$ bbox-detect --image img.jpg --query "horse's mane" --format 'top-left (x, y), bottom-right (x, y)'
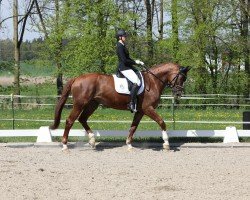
top-left (149, 62), bottom-right (178, 73)
top-left (149, 63), bottom-right (166, 70)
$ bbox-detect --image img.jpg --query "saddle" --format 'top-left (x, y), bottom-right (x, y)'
top-left (113, 70), bottom-right (144, 95)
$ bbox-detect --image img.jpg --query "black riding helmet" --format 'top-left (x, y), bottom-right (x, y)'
top-left (116, 29), bottom-right (127, 39)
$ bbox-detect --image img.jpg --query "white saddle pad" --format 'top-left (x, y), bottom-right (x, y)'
top-left (112, 72), bottom-right (144, 95)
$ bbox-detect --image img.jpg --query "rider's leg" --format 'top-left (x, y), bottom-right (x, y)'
top-left (129, 83), bottom-right (139, 112)
top-left (121, 69), bottom-right (141, 112)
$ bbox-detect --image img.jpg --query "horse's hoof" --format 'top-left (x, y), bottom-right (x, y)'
top-left (62, 144), bottom-right (70, 153)
top-left (89, 139), bottom-right (96, 149)
top-left (89, 142), bottom-right (96, 149)
top-left (62, 148), bottom-right (70, 153)
top-left (127, 147), bottom-right (134, 151)
top-left (127, 144), bottom-right (133, 151)
top-left (163, 143), bottom-right (170, 151)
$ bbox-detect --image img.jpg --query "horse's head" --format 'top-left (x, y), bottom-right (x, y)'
top-left (168, 66), bottom-right (190, 99)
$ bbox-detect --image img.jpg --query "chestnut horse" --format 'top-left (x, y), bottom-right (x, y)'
top-left (50, 62), bottom-right (190, 150)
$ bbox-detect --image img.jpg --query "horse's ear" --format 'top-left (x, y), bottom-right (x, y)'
top-left (186, 66), bottom-right (191, 72)
top-left (180, 66), bottom-right (191, 73)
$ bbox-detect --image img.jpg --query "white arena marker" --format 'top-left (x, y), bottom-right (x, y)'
top-left (223, 126), bottom-right (239, 143)
top-left (36, 126), bottom-right (52, 143)
top-left (96, 131), bottom-right (101, 137)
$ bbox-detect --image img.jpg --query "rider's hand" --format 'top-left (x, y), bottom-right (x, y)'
top-left (135, 60), bottom-right (144, 66)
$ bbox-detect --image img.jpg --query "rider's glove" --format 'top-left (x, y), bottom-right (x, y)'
top-left (135, 60), bottom-right (144, 66)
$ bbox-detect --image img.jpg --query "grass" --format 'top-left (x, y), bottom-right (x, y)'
top-left (20, 62), bottom-right (55, 77)
top-left (0, 61), bottom-right (55, 77)
top-left (0, 83), bottom-right (58, 96)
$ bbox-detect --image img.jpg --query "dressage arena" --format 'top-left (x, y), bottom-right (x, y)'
top-left (0, 143), bottom-right (250, 200)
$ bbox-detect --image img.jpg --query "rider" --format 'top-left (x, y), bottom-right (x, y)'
top-left (116, 29), bottom-right (144, 113)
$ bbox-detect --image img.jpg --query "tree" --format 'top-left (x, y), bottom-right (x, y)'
top-left (33, 0), bottom-right (71, 95)
top-left (0, 0), bottom-right (35, 99)
top-left (61, 0), bottom-right (127, 76)
top-left (239, 0), bottom-right (249, 97)
top-left (184, 0), bottom-right (210, 94)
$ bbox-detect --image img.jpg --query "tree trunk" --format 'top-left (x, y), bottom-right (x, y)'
top-left (171, 0), bottom-right (179, 62)
top-left (144, 0), bottom-right (154, 62)
top-left (13, 0), bottom-right (20, 103)
top-left (34, 0), bottom-right (48, 38)
top-left (211, 36), bottom-right (218, 93)
top-left (55, 0), bottom-right (63, 96)
top-left (12, 0), bottom-right (35, 103)
top-left (56, 65), bottom-right (63, 96)
top-left (159, 0), bottom-right (164, 40)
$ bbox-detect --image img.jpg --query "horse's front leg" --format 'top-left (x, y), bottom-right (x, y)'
top-left (144, 107), bottom-right (170, 150)
top-left (126, 112), bottom-right (144, 150)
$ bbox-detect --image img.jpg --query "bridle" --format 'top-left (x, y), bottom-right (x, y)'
top-left (142, 66), bottom-right (186, 89)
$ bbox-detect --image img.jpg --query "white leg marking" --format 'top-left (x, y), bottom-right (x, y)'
top-left (162, 131), bottom-right (170, 150)
top-left (88, 132), bottom-right (96, 148)
top-left (126, 138), bottom-right (133, 150)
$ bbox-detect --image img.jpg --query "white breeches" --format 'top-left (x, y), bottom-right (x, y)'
top-left (121, 69), bottom-right (141, 86)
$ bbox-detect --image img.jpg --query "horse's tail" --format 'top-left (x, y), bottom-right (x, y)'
top-left (50, 78), bottom-right (75, 130)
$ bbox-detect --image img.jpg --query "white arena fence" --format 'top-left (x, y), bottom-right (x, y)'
top-left (0, 94), bottom-right (249, 143)
top-left (0, 126), bottom-right (249, 144)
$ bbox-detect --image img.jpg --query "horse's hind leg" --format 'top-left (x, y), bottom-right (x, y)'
top-left (78, 101), bottom-right (99, 148)
top-left (62, 103), bottom-right (84, 150)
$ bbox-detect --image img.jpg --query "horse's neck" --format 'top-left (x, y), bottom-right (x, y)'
top-left (143, 67), bottom-right (169, 94)
top-left (151, 66), bottom-right (170, 88)
top-left (151, 65), bottom-right (170, 78)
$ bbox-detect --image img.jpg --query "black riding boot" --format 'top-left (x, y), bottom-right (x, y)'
top-left (129, 83), bottom-right (140, 113)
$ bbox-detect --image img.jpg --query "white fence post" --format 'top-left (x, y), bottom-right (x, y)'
top-left (36, 126), bottom-right (52, 143)
top-left (223, 126), bottom-right (239, 143)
